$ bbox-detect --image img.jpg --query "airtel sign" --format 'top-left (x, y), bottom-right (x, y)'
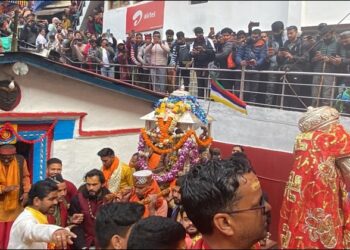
top-left (126, 1), bottom-right (165, 33)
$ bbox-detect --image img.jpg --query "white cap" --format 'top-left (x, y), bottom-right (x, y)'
top-left (117, 39), bottom-right (125, 45)
top-left (133, 170), bottom-right (152, 185)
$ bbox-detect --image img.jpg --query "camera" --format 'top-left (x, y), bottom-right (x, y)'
top-left (249, 21), bottom-right (260, 28)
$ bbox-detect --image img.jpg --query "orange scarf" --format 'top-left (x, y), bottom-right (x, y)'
top-left (129, 180), bottom-right (163, 217)
top-left (101, 157), bottom-right (119, 187)
top-left (0, 158), bottom-right (19, 211)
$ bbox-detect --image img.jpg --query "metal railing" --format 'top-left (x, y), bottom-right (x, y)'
top-left (49, 56), bottom-right (350, 114)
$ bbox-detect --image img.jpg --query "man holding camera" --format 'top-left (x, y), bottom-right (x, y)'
top-left (190, 27), bottom-right (215, 99)
top-left (144, 31), bottom-right (170, 93)
top-left (277, 25), bottom-right (310, 109)
top-left (235, 28), bottom-right (267, 103)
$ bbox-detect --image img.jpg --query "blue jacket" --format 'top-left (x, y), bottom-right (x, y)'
top-left (235, 39), bottom-right (267, 70)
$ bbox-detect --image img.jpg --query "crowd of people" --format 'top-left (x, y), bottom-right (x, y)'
top-left (1, 1), bottom-right (350, 110)
top-left (1, 2), bottom-right (350, 111)
top-left (0, 143), bottom-right (276, 249)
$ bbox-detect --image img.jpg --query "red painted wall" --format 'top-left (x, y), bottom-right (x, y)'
top-left (212, 141), bottom-right (294, 242)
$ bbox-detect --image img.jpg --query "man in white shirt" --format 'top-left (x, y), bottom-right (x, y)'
top-left (8, 180), bottom-right (76, 249)
top-left (96, 38), bottom-right (115, 78)
top-left (144, 31), bottom-right (170, 93)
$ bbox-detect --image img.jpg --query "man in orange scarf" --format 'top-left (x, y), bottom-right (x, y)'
top-left (98, 148), bottom-right (133, 194)
top-left (128, 170), bottom-right (168, 218)
top-left (0, 144), bottom-right (31, 249)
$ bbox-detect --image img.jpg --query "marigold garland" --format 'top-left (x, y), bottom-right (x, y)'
top-left (140, 128), bottom-right (212, 155)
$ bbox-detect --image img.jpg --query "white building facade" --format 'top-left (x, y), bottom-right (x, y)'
top-left (102, 1), bottom-right (350, 39)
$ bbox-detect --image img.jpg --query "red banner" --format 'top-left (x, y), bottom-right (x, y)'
top-left (126, 1), bottom-right (165, 33)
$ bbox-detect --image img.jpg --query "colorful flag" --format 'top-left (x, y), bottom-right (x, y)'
top-left (209, 78), bottom-right (247, 114)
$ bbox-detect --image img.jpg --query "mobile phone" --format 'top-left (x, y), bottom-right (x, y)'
top-left (279, 47), bottom-right (287, 52)
top-left (210, 27), bottom-right (214, 33)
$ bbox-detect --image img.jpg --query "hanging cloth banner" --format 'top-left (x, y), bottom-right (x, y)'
top-left (0, 124), bottom-right (17, 144)
top-left (0, 120), bottom-right (57, 144)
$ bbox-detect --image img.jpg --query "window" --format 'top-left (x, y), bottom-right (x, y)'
top-left (190, 0), bottom-right (208, 4)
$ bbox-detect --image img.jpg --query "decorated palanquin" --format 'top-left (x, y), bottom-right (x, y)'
top-left (136, 87), bottom-right (213, 186)
top-left (279, 106), bottom-right (350, 249)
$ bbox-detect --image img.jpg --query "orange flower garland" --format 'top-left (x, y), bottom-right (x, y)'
top-left (141, 128), bottom-right (212, 155)
top-left (157, 117), bottom-right (173, 142)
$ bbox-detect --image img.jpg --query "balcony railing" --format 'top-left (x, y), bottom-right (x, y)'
top-left (58, 57), bottom-right (350, 114)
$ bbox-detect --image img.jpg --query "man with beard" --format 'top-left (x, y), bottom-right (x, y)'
top-left (46, 174), bottom-right (83, 228)
top-left (179, 207), bottom-right (202, 249)
top-left (69, 169), bottom-right (110, 249)
top-left (181, 159), bottom-right (271, 249)
top-left (169, 175), bottom-right (184, 220)
top-left (8, 180), bottom-right (76, 249)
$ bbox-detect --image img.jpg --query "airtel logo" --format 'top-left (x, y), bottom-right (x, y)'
top-left (133, 10), bottom-right (143, 26)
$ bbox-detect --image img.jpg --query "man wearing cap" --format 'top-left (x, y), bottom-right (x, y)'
top-left (0, 144), bottom-right (31, 249)
top-left (311, 23), bottom-right (340, 106)
top-left (127, 170), bottom-right (168, 218)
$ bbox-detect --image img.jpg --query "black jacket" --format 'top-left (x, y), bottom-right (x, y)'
top-left (215, 40), bottom-right (236, 69)
top-left (277, 37), bottom-right (310, 72)
top-left (190, 37), bottom-right (215, 68)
